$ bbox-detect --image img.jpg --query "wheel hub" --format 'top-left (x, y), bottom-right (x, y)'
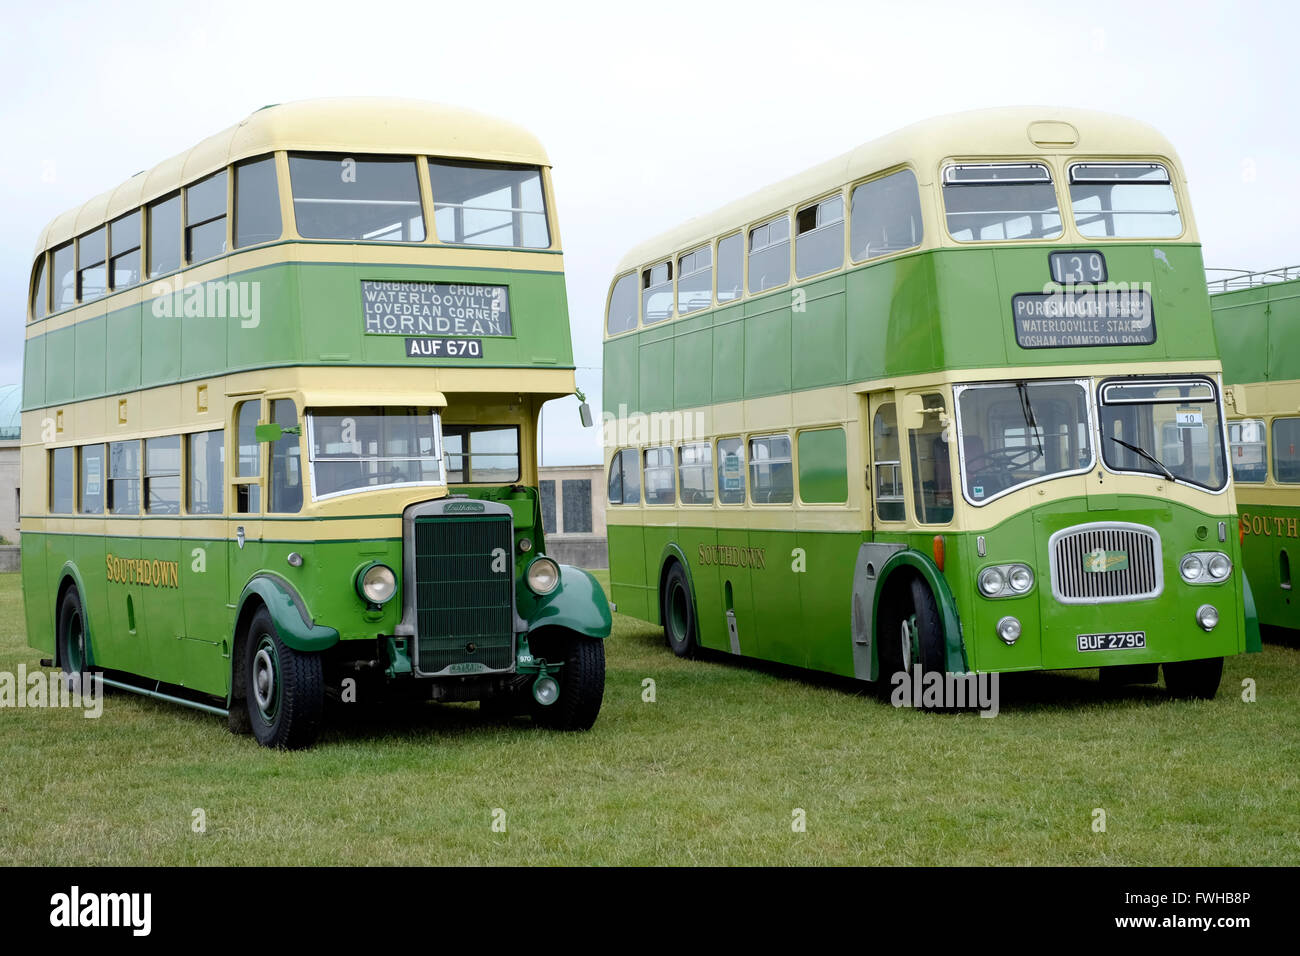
top-left (253, 643), bottom-right (279, 719)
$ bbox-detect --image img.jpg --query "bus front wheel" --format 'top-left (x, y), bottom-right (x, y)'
top-left (1163, 657), bottom-right (1223, 700)
top-left (877, 575), bottom-right (946, 699)
top-left (243, 606), bottom-right (325, 749)
top-left (529, 629), bottom-right (605, 731)
top-left (661, 562), bottom-right (698, 658)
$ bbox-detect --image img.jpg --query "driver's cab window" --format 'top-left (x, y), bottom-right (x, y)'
top-left (872, 403), bottom-right (905, 522)
top-left (908, 393), bottom-right (953, 524)
top-left (269, 398), bottom-right (302, 513)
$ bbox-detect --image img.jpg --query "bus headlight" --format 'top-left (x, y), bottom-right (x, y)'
top-left (1179, 554), bottom-right (1205, 582)
top-left (1196, 604), bottom-right (1219, 631)
top-left (979, 567), bottom-right (1006, 597)
top-left (997, 616), bottom-right (1022, 645)
top-left (978, 564), bottom-right (1033, 598)
top-left (532, 674), bottom-right (560, 706)
top-left (1181, 552), bottom-right (1231, 584)
top-left (526, 556), bottom-right (560, 596)
top-left (357, 563), bottom-right (397, 605)
top-left (1008, 565), bottom-right (1034, 593)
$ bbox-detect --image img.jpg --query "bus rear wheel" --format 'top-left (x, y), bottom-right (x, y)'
top-left (529, 629), bottom-right (605, 731)
top-left (243, 607), bottom-right (324, 749)
top-left (1163, 657), bottom-right (1223, 700)
top-left (57, 586), bottom-right (93, 691)
top-left (661, 562), bottom-right (698, 658)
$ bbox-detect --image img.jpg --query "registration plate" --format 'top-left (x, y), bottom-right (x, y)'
top-left (1077, 631), bottom-right (1146, 652)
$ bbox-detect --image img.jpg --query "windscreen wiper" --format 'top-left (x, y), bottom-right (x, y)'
top-left (1105, 435), bottom-right (1176, 482)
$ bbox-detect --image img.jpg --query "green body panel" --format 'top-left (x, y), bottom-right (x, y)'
top-left (1242, 575), bottom-right (1264, 652)
top-left (1236, 504), bottom-right (1298, 630)
top-left (608, 494), bottom-right (1248, 679)
top-left (238, 575), bottom-right (341, 653)
top-left (23, 259), bottom-right (573, 410)
top-left (605, 244), bottom-right (1211, 414)
top-left (1210, 277), bottom-right (1300, 384)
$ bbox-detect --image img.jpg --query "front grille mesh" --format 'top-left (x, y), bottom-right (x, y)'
top-left (1052, 525), bottom-right (1161, 602)
top-left (413, 515), bottom-right (514, 672)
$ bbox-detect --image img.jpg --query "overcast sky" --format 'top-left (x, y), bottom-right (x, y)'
top-left (2, 0), bottom-right (1296, 464)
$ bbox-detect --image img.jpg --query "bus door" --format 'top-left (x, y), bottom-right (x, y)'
top-left (713, 436), bottom-right (756, 658)
top-left (849, 392), bottom-right (909, 681)
top-left (225, 397), bottom-right (267, 692)
top-left (179, 427), bottom-right (233, 696)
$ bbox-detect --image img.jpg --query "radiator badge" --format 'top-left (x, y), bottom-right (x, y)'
top-left (1083, 548), bottom-right (1129, 573)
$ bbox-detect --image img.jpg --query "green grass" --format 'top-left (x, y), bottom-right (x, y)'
top-left (1, 568), bottom-right (1297, 865)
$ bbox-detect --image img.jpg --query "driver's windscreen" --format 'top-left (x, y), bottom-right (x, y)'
top-left (1098, 380), bottom-right (1226, 490)
top-left (957, 381), bottom-right (1092, 503)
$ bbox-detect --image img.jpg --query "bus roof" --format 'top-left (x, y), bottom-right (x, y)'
top-left (613, 106), bottom-right (1186, 276)
top-left (34, 97), bottom-right (552, 255)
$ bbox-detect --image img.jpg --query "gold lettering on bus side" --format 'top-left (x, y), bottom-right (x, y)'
top-left (1288, 517), bottom-right (1299, 539)
top-left (694, 544), bottom-right (767, 569)
top-left (104, 553), bottom-right (180, 589)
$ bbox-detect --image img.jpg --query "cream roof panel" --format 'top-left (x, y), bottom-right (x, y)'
top-left (35, 98), bottom-right (551, 254)
top-left (613, 107), bottom-right (1188, 276)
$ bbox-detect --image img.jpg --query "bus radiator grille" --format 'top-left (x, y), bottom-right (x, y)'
top-left (413, 515), bottom-right (515, 673)
top-left (1049, 523), bottom-right (1163, 604)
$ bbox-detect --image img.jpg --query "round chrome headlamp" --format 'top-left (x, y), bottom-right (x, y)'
top-left (526, 556), bottom-right (560, 596)
top-left (1008, 565), bottom-right (1034, 593)
top-left (357, 563), bottom-right (397, 605)
top-left (979, 567), bottom-right (1006, 597)
top-left (1196, 604), bottom-right (1219, 631)
top-left (1207, 553), bottom-right (1232, 581)
top-left (1180, 554), bottom-right (1205, 582)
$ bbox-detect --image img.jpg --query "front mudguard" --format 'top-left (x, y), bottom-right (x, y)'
top-left (518, 565), bottom-right (612, 639)
top-left (872, 549), bottom-right (969, 675)
top-left (237, 574), bottom-right (340, 653)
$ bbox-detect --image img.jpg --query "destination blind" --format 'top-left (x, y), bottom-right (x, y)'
top-left (1012, 288), bottom-right (1155, 348)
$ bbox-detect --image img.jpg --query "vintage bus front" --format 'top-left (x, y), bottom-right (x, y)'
top-left (884, 151), bottom-right (1261, 696)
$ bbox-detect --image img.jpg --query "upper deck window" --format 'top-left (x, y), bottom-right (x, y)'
top-left (31, 256), bottom-right (47, 319)
top-left (429, 161), bottom-right (549, 248)
top-left (607, 273), bottom-right (638, 334)
top-left (677, 245), bottom-right (712, 315)
top-left (717, 233), bottom-right (742, 302)
top-left (234, 156), bottom-right (282, 248)
top-left (1069, 163), bottom-right (1182, 239)
top-left (186, 170), bottom-right (228, 264)
top-left (795, 194), bottom-right (845, 279)
top-left (109, 211), bottom-right (141, 290)
top-left (748, 215), bottom-right (790, 293)
top-left (77, 227), bottom-right (106, 302)
top-left (851, 169), bottom-right (924, 261)
top-left (51, 243), bottom-right (75, 310)
top-left (642, 260), bottom-right (673, 325)
top-left (942, 163), bottom-right (1063, 242)
top-left (289, 153), bottom-right (425, 242)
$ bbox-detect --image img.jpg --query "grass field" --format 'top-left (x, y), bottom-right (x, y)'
top-left (1, 568), bottom-right (1297, 866)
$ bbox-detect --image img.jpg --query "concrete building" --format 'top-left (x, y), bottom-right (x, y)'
top-left (0, 384), bottom-right (20, 571)
top-left (538, 464), bottom-right (607, 568)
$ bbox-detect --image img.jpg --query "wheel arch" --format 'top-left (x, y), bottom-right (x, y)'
top-left (872, 549), bottom-right (968, 674)
top-left (235, 573), bottom-right (340, 654)
top-left (656, 542), bottom-right (697, 627)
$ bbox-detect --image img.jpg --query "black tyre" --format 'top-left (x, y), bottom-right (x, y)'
top-left (1163, 657), bottom-right (1224, 700)
top-left (243, 606), bottom-right (325, 749)
top-left (661, 562), bottom-right (698, 658)
top-left (57, 587), bottom-right (93, 691)
top-left (876, 574), bottom-right (946, 705)
top-left (529, 629), bottom-right (605, 731)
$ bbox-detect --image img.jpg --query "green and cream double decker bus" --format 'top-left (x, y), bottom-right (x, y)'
top-left (602, 108), bottom-right (1260, 703)
top-left (1209, 266), bottom-right (1300, 634)
top-left (22, 98), bottom-right (611, 748)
